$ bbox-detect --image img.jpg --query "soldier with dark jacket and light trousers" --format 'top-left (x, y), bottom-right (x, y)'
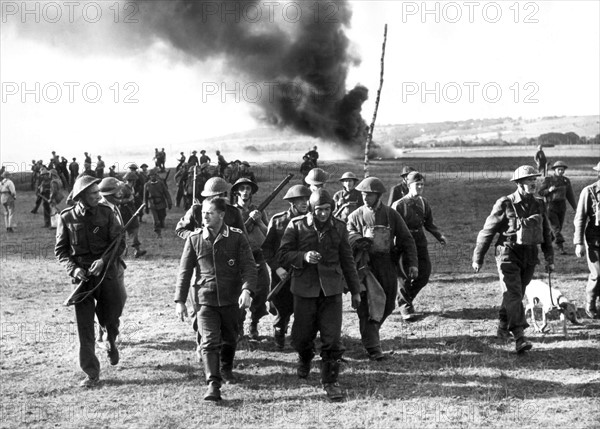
top-left (473, 165), bottom-right (554, 354)
top-left (174, 198), bottom-right (257, 402)
top-left (278, 189), bottom-right (361, 401)
top-left (574, 162), bottom-right (600, 319)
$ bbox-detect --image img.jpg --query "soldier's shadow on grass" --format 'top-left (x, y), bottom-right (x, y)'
top-left (436, 307), bottom-right (499, 320)
top-left (124, 338), bottom-right (196, 352)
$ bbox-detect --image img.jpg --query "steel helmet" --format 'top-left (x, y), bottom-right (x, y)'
top-left (231, 177), bottom-right (258, 195)
top-left (98, 177), bottom-right (122, 196)
top-left (551, 160), bottom-right (568, 170)
top-left (201, 177), bottom-right (230, 197)
top-left (72, 176), bottom-right (101, 200)
top-left (355, 177), bottom-right (387, 194)
top-left (510, 165), bottom-right (541, 182)
top-left (123, 172), bottom-right (138, 182)
top-left (339, 172), bottom-right (359, 182)
top-left (309, 188), bottom-right (334, 208)
top-left (305, 168), bottom-right (328, 185)
top-left (283, 185), bottom-right (311, 201)
top-left (401, 166), bottom-right (416, 177)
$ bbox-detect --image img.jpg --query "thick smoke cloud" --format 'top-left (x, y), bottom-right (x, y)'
top-left (133, 0), bottom-right (368, 150)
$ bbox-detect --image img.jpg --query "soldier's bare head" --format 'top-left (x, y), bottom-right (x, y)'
top-left (202, 198), bottom-right (225, 230)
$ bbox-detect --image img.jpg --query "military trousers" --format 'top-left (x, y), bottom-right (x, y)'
top-left (197, 304), bottom-right (239, 360)
top-left (149, 207), bottom-right (166, 233)
top-left (495, 245), bottom-right (534, 335)
top-left (239, 258), bottom-right (269, 331)
top-left (291, 292), bottom-right (344, 361)
top-left (2, 199), bottom-right (15, 228)
top-left (547, 201), bottom-right (567, 245)
top-left (398, 235), bottom-right (432, 311)
top-left (74, 263), bottom-right (126, 378)
top-left (585, 244), bottom-right (600, 304)
top-left (357, 254), bottom-right (397, 351)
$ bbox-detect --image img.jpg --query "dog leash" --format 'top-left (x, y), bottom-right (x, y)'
top-left (548, 268), bottom-right (556, 307)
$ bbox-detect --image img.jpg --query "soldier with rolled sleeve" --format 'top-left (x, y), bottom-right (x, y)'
top-left (262, 184), bottom-right (311, 349)
top-left (347, 177), bottom-right (418, 361)
top-left (473, 165), bottom-right (554, 354)
top-left (174, 197), bottom-right (257, 402)
top-left (574, 162), bottom-right (600, 319)
top-left (143, 168), bottom-right (172, 237)
top-left (55, 176), bottom-right (126, 387)
top-left (538, 160), bottom-right (577, 254)
top-left (392, 172), bottom-right (447, 320)
top-left (277, 189), bottom-right (361, 401)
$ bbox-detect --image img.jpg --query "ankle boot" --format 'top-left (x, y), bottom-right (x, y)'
top-left (321, 360), bottom-right (344, 401)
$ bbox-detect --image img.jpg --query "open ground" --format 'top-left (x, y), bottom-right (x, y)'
top-left (1, 153), bottom-right (599, 428)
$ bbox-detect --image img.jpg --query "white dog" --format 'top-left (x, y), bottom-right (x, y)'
top-left (524, 279), bottom-right (581, 336)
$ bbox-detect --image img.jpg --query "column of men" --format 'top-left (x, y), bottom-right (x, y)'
top-left (54, 162), bottom-right (600, 405)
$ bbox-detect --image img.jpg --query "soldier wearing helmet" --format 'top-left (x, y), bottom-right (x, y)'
top-left (277, 188), bottom-right (361, 401)
top-left (119, 175), bottom-right (147, 258)
top-left (347, 177), bottom-right (418, 361)
top-left (55, 175), bottom-right (126, 387)
top-left (306, 145), bottom-right (319, 168)
top-left (262, 184), bottom-right (312, 349)
top-left (143, 168), bottom-right (172, 237)
top-left (299, 155), bottom-right (315, 185)
top-left (473, 165), bottom-right (554, 354)
top-left (538, 160), bottom-right (577, 254)
top-left (333, 172), bottom-right (363, 222)
top-left (231, 178), bottom-right (270, 341)
top-left (387, 166), bottom-right (416, 206)
top-left (175, 176), bottom-right (247, 240)
top-left (534, 144), bottom-right (547, 177)
top-left (304, 168), bottom-right (328, 192)
top-left (392, 172), bottom-right (447, 320)
top-left (574, 162), bottom-right (600, 319)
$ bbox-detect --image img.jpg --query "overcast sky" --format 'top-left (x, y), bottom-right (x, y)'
top-left (1, 0), bottom-right (599, 167)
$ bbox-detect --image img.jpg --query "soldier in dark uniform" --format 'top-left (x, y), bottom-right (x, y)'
top-left (69, 158), bottom-right (79, 188)
top-left (120, 177), bottom-right (146, 258)
top-left (347, 177), bottom-right (419, 361)
top-left (176, 152), bottom-right (186, 172)
top-left (238, 161), bottom-right (256, 182)
top-left (187, 150), bottom-right (199, 166)
top-left (55, 176), bottom-right (126, 387)
top-left (216, 150), bottom-right (228, 178)
top-left (534, 145), bottom-right (547, 177)
top-left (387, 166), bottom-right (416, 206)
top-left (538, 161), bottom-right (577, 254)
top-left (231, 178), bottom-right (269, 340)
top-left (176, 177), bottom-right (247, 240)
top-left (95, 156), bottom-right (105, 178)
top-left (574, 162), bottom-right (600, 319)
top-left (473, 165), bottom-right (554, 354)
top-left (278, 189), bottom-right (361, 401)
top-left (299, 155), bottom-right (315, 186)
top-left (36, 169), bottom-right (53, 227)
top-left (175, 198), bottom-right (257, 401)
top-left (262, 184), bottom-right (311, 349)
top-left (199, 150), bottom-right (211, 165)
top-left (333, 172), bottom-right (363, 222)
top-left (392, 172), bottom-right (447, 320)
top-left (143, 168), bottom-right (172, 237)
top-left (306, 145), bottom-right (319, 167)
top-left (174, 163), bottom-right (189, 208)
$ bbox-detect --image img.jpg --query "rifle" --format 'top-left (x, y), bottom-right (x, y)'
top-left (63, 203), bottom-right (146, 306)
top-left (244, 173), bottom-right (294, 227)
top-left (266, 272), bottom-right (290, 301)
top-left (192, 165), bottom-right (197, 203)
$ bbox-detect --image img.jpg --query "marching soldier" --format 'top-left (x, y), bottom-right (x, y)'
top-left (143, 168), bottom-right (172, 237)
top-left (174, 163), bottom-right (189, 208)
top-left (69, 158), bottom-right (79, 188)
top-left (278, 189), bottom-right (361, 401)
top-left (55, 176), bottom-right (126, 387)
top-left (231, 178), bottom-right (270, 340)
top-left (534, 145), bottom-right (547, 177)
top-left (574, 162), bottom-right (600, 319)
top-left (95, 156), bottom-right (105, 178)
top-left (392, 172), bottom-right (447, 320)
top-left (473, 165), bottom-right (554, 354)
top-left (299, 155), bottom-right (315, 186)
top-left (120, 176), bottom-right (147, 258)
top-left (347, 177), bottom-right (418, 360)
top-left (333, 172), bottom-right (363, 222)
top-left (262, 184), bottom-right (312, 349)
top-left (387, 166), bottom-right (416, 206)
top-left (538, 160), bottom-right (577, 254)
top-left (175, 198), bottom-right (257, 401)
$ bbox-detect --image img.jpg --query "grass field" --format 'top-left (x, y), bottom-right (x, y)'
top-left (1, 156), bottom-right (599, 428)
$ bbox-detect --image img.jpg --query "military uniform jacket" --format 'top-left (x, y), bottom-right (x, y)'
top-left (176, 203), bottom-right (247, 239)
top-left (277, 213), bottom-right (361, 298)
top-left (392, 195), bottom-right (443, 243)
top-left (144, 179), bottom-right (172, 210)
top-left (262, 208), bottom-right (295, 272)
top-left (473, 190), bottom-right (554, 266)
top-left (333, 189), bottom-right (363, 211)
top-left (534, 150), bottom-right (547, 168)
top-left (574, 181), bottom-right (600, 247)
top-left (55, 202), bottom-right (125, 277)
top-left (234, 202), bottom-right (268, 253)
top-left (174, 225), bottom-right (257, 306)
top-left (538, 175), bottom-right (576, 208)
top-left (346, 203), bottom-right (418, 268)
top-left (387, 182), bottom-right (409, 206)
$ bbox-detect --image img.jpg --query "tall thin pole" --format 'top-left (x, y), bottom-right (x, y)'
top-left (364, 24), bottom-right (388, 178)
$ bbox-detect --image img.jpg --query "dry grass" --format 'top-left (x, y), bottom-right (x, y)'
top-left (1, 156), bottom-right (599, 429)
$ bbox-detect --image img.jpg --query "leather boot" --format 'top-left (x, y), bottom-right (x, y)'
top-left (203, 352), bottom-right (222, 401)
top-left (220, 344), bottom-right (237, 384)
top-left (585, 300), bottom-right (598, 319)
top-left (296, 352), bottom-right (314, 379)
top-left (273, 327), bottom-right (285, 350)
top-left (321, 360), bottom-right (344, 401)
